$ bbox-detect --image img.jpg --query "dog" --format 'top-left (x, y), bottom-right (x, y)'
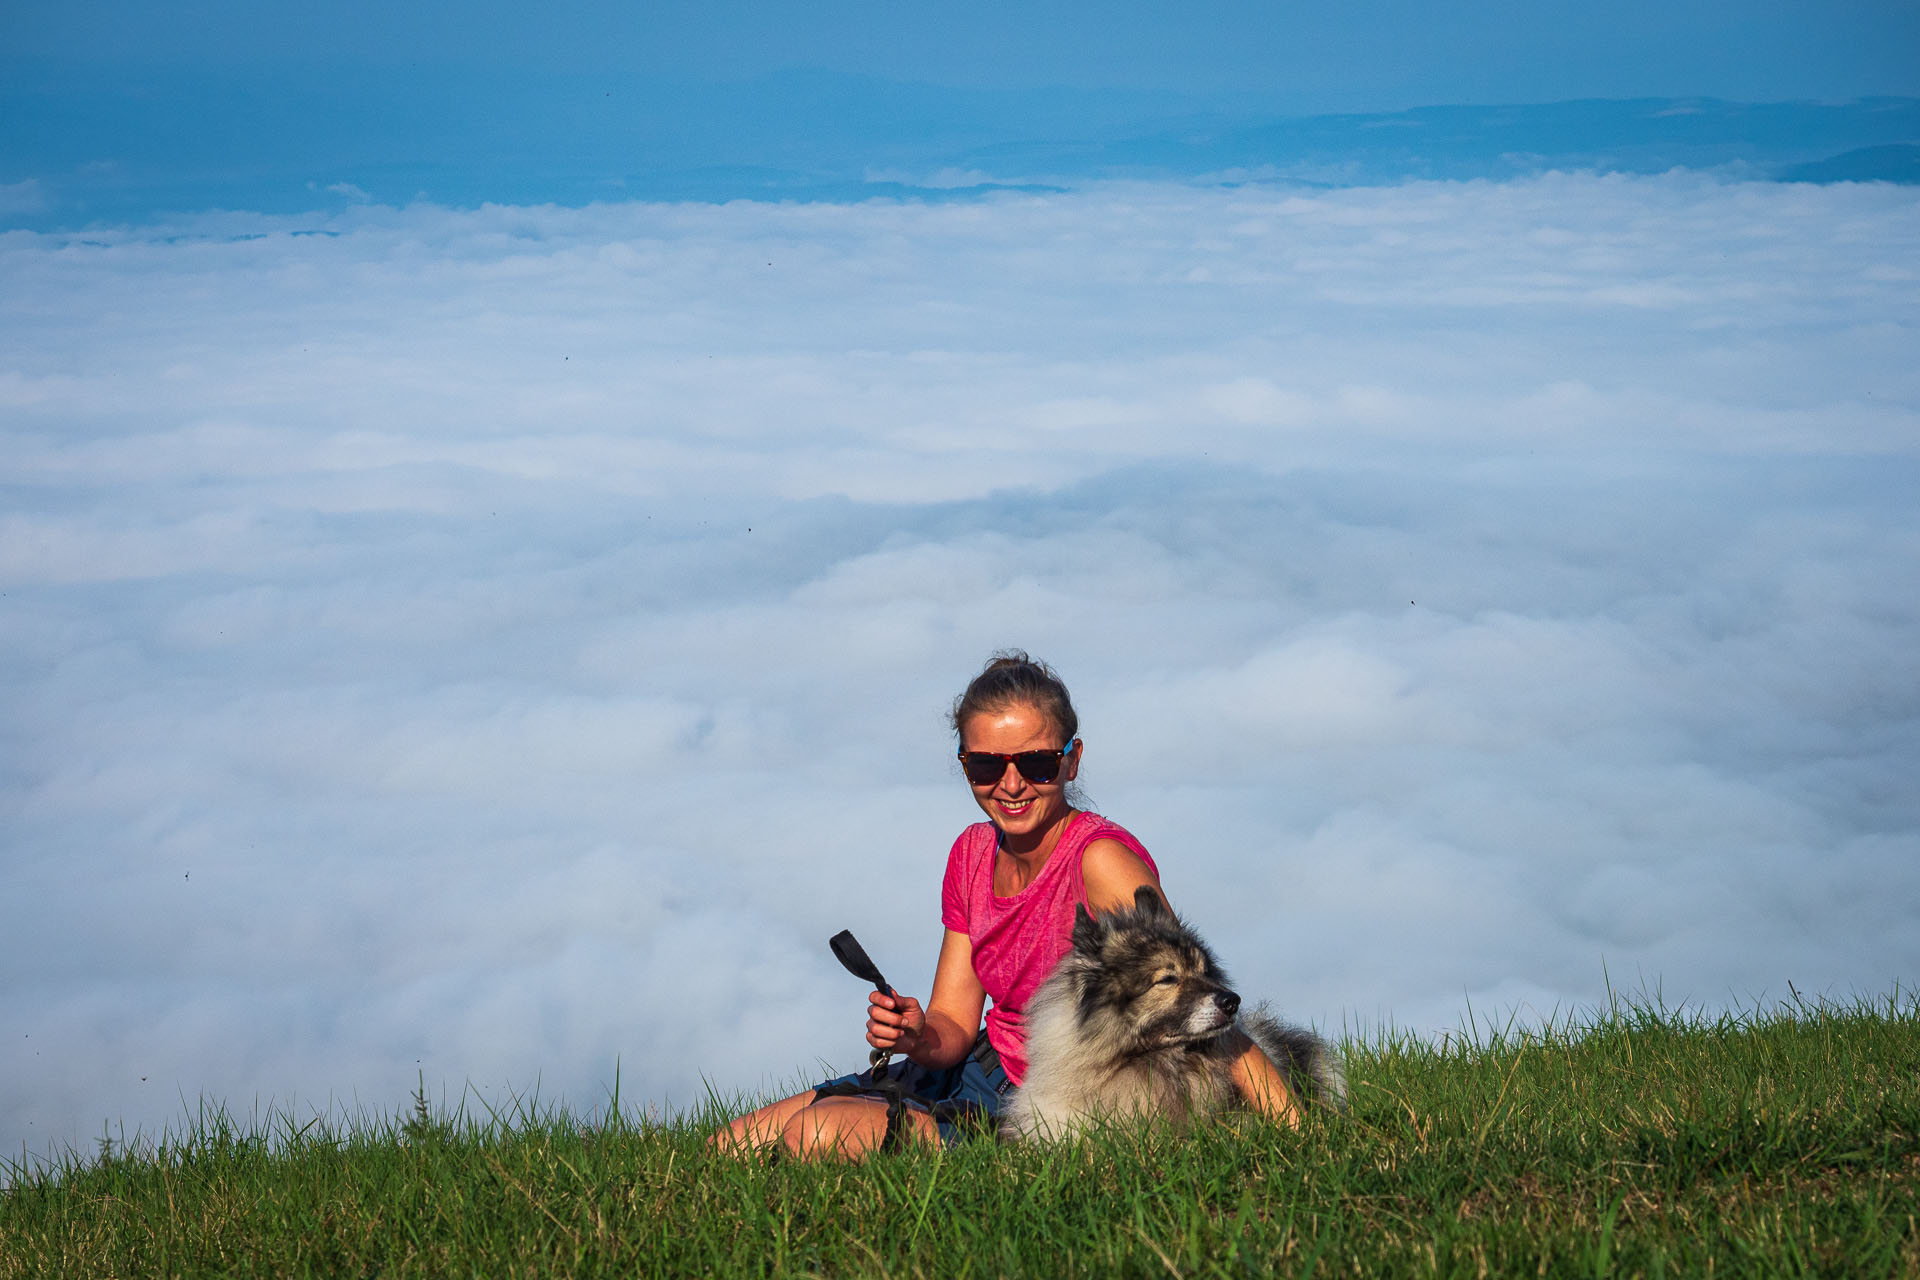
top-left (1001, 886), bottom-right (1345, 1142)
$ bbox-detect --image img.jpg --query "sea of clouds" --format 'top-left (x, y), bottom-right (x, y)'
top-left (2, 172), bottom-right (1917, 1167)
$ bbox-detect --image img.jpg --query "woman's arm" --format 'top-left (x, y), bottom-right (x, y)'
top-left (1081, 837), bottom-right (1166, 915)
top-left (865, 928), bottom-right (987, 1071)
top-left (1228, 1032), bottom-right (1303, 1127)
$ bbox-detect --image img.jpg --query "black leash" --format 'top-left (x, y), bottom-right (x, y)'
top-left (819, 930), bottom-right (996, 1150)
top-left (827, 929), bottom-right (897, 1066)
top-left (820, 929), bottom-right (914, 1149)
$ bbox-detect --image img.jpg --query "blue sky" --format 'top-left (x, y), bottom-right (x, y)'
top-left (2, 0), bottom-right (1918, 1175)
top-left (5, 0), bottom-right (1920, 227)
top-left (10, 0), bottom-right (1919, 101)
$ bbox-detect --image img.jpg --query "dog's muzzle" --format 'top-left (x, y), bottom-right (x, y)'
top-left (1174, 987), bottom-right (1241, 1041)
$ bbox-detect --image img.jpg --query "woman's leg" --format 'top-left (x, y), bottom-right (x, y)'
top-left (777, 1096), bottom-right (940, 1160)
top-left (708, 1088), bottom-right (942, 1158)
top-left (708, 1088), bottom-right (822, 1154)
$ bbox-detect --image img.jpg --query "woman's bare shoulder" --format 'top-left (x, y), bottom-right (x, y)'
top-left (1080, 837), bottom-right (1163, 913)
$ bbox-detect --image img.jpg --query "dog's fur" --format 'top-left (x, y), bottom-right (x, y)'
top-left (1002, 887), bottom-right (1345, 1142)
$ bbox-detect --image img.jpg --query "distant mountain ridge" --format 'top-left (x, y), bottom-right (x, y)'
top-left (991, 97), bottom-right (1920, 186)
top-left (2, 63), bottom-right (1915, 228)
top-left (1776, 142), bottom-right (1920, 184)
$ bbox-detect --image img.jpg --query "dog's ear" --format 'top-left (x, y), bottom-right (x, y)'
top-left (1071, 903), bottom-right (1103, 954)
top-left (1134, 885), bottom-right (1167, 917)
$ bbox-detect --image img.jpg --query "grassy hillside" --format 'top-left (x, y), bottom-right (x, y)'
top-left (4, 993), bottom-right (1915, 1278)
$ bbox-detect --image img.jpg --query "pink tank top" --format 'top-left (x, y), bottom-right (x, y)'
top-left (939, 812), bottom-right (1157, 1085)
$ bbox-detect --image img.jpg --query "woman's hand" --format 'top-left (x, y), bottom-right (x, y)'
top-left (866, 991), bottom-right (927, 1057)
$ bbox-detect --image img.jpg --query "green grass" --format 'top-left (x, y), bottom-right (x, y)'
top-left (4, 990), bottom-right (1916, 1278)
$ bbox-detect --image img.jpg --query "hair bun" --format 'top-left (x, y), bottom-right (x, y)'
top-left (950, 650), bottom-right (1079, 743)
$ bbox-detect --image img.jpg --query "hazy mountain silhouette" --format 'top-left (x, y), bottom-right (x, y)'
top-left (3, 64), bottom-right (1915, 227)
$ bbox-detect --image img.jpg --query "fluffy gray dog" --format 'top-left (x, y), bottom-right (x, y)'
top-left (1002, 886), bottom-right (1345, 1142)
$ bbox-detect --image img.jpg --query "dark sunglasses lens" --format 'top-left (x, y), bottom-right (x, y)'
top-left (961, 754), bottom-right (1006, 785)
top-left (1013, 751), bottom-right (1062, 783)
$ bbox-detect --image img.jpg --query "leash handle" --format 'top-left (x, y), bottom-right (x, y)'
top-left (829, 929), bottom-right (898, 1072)
top-left (828, 929), bottom-right (894, 997)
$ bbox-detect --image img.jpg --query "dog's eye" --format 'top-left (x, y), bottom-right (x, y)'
top-left (1154, 975), bottom-right (1178, 986)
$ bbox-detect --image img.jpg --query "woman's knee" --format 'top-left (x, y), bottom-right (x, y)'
top-left (781, 1099), bottom-right (941, 1159)
top-left (708, 1112), bottom-right (764, 1153)
top-left (710, 1089), bottom-right (820, 1154)
top-left (780, 1099), bottom-right (885, 1160)
top-left (779, 1105), bottom-right (854, 1159)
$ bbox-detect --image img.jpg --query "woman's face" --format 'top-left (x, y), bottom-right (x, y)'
top-left (959, 701), bottom-right (1080, 844)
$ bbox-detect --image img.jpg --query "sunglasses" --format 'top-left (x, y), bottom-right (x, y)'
top-left (958, 741), bottom-right (1077, 787)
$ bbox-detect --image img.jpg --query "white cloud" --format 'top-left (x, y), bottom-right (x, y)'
top-left (1, 173), bottom-right (1916, 1170)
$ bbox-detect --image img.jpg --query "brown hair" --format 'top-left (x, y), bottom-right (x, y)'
top-left (949, 650), bottom-right (1080, 745)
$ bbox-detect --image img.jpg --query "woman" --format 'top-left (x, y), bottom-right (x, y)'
top-left (713, 652), bottom-right (1299, 1158)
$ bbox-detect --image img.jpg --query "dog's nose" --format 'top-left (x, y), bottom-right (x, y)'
top-left (1216, 990), bottom-right (1240, 1018)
